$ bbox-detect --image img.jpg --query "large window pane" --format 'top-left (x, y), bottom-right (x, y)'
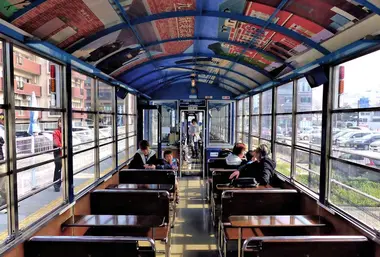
top-left (295, 150), bottom-right (320, 193)
top-left (277, 82), bottom-right (293, 113)
top-left (128, 115), bottom-right (136, 136)
top-left (275, 144), bottom-right (291, 177)
top-left (98, 81), bottom-right (113, 112)
top-left (252, 95), bottom-right (260, 114)
top-left (297, 78), bottom-right (323, 112)
top-left (262, 90), bottom-right (272, 114)
top-left (243, 97), bottom-right (249, 115)
top-left (73, 149), bottom-right (95, 194)
top-left (72, 116), bottom-right (95, 153)
top-left (237, 100), bottom-right (243, 116)
top-left (72, 71), bottom-right (92, 111)
top-left (128, 136), bottom-right (136, 157)
top-left (296, 113), bottom-right (322, 150)
top-left (118, 139), bottom-right (127, 166)
top-left (237, 116), bottom-right (242, 133)
top-left (276, 115), bottom-right (292, 145)
top-left (117, 94), bottom-right (126, 114)
top-left (14, 47), bottom-right (62, 109)
top-left (127, 94), bottom-right (136, 114)
top-left (330, 159), bottom-right (380, 230)
top-left (209, 103), bottom-right (231, 144)
top-left (251, 116), bottom-right (259, 136)
top-left (260, 115), bottom-right (272, 140)
top-left (17, 162), bottom-right (64, 229)
top-left (333, 50), bottom-right (380, 110)
top-left (99, 114), bottom-right (113, 144)
top-left (117, 115), bottom-right (127, 137)
top-left (250, 137), bottom-right (259, 148)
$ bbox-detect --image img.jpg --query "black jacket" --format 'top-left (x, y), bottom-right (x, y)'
top-left (128, 149), bottom-right (158, 169)
top-left (238, 157), bottom-right (276, 185)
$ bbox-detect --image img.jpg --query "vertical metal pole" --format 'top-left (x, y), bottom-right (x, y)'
top-left (123, 93), bottom-right (129, 160)
top-left (112, 86), bottom-right (117, 170)
top-left (249, 96), bottom-right (252, 150)
top-left (157, 106), bottom-right (162, 159)
top-left (259, 93), bottom-right (262, 144)
top-left (320, 67), bottom-right (332, 203)
top-left (4, 42), bottom-right (19, 236)
top-left (94, 79), bottom-right (100, 180)
top-left (64, 64), bottom-right (74, 203)
top-left (290, 80), bottom-right (298, 180)
top-left (271, 88), bottom-right (277, 159)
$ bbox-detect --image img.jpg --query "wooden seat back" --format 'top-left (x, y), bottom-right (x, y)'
top-left (25, 236), bottom-right (155, 257)
top-left (207, 158), bottom-right (227, 177)
top-left (243, 236), bottom-right (370, 257)
top-left (91, 189), bottom-right (170, 223)
top-left (119, 169), bottom-right (175, 192)
top-left (212, 170), bottom-right (236, 204)
top-left (221, 190), bottom-right (300, 222)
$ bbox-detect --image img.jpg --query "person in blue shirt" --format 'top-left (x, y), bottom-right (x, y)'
top-left (157, 150), bottom-right (179, 203)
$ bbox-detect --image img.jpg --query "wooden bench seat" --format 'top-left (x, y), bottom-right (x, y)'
top-left (243, 236), bottom-right (370, 257)
top-left (25, 236), bottom-right (155, 257)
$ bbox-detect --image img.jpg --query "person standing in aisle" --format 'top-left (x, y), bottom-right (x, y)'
top-left (53, 118), bottom-right (62, 192)
top-left (188, 119), bottom-right (200, 158)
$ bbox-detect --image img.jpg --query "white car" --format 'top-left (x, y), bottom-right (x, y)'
top-left (369, 140), bottom-right (380, 152)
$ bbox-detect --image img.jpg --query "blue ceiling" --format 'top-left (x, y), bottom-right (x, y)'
top-left (1, 0), bottom-right (379, 97)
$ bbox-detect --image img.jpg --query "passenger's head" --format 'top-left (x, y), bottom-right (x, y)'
top-left (139, 140), bottom-right (151, 155)
top-left (191, 119), bottom-right (197, 125)
top-left (245, 150), bottom-right (255, 161)
top-left (0, 113), bottom-right (4, 125)
top-left (232, 143), bottom-right (247, 159)
top-left (254, 144), bottom-right (270, 160)
top-left (164, 150), bottom-right (173, 162)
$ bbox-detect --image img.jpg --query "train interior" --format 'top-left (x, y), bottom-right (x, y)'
top-left (0, 0), bottom-right (379, 257)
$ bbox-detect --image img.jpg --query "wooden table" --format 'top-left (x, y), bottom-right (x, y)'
top-left (228, 215), bottom-right (326, 257)
top-left (62, 215), bottom-right (165, 239)
top-left (107, 183), bottom-right (173, 191)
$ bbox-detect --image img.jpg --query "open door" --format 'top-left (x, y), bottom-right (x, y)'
top-left (180, 110), bottom-right (205, 177)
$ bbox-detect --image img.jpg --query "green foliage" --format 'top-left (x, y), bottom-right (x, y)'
top-left (276, 159), bottom-right (290, 177)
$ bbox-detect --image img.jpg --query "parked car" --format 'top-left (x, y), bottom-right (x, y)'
top-left (369, 140), bottom-right (380, 152)
top-left (298, 129), bottom-right (320, 141)
top-left (332, 129), bottom-right (355, 145)
top-left (349, 134), bottom-right (380, 150)
top-left (336, 131), bottom-right (372, 147)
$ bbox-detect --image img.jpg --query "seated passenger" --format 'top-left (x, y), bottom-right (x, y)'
top-left (218, 148), bottom-right (232, 158)
top-left (229, 144), bottom-right (276, 186)
top-left (157, 150), bottom-right (179, 204)
top-left (128, 140), bottom-right (157, 169)
top-left (225, 143), bottom-right (247, 168)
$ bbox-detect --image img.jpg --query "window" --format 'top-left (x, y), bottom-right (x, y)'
top-left (208, 101), bottom-right (233, 145)
top-left (250, 94), bottom-right (260, 148)
top-left (275, 83), bottom-right (293, 177)
top-left (127, 94), bottom-right (137, 159)
top-left (330, 52), bottom-right (380, 231)
top-left (15, 52), bottom-right (23, 65)
top-left (236, 99), bottom-right (244, 143)
top-left (12, 47), bottom-right (65, 231)
top-left (293, 78), bottom-right (323, 190)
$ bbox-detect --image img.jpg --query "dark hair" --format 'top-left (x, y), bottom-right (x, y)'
top-left (245, 150), bottom-right (255, 161)
top-left (191, 119), bottom-right (197, 123)
top-left (164, 150), bottom-right (172, 158)
top-left (139, 140), bottom-right (150, 150)
top-left (232, 143), bottom-right (246, 156)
